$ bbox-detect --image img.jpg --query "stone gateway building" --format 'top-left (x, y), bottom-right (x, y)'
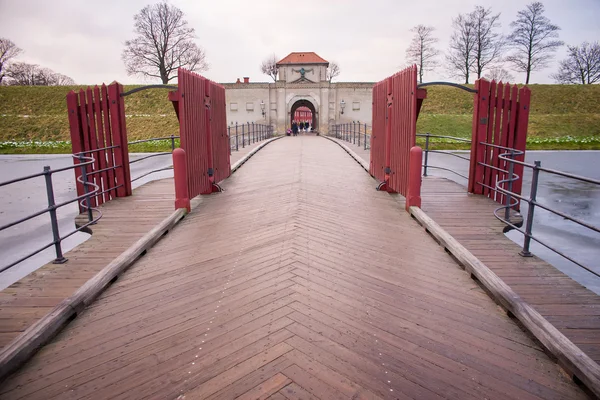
top-left (223, 52), bottom-right (374, 134)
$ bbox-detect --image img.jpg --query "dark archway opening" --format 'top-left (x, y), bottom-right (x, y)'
top-left (290, 99), bottom-right (317, 131)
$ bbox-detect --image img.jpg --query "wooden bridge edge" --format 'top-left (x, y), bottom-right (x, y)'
top-left (409, 206), bottom-right (600, 398)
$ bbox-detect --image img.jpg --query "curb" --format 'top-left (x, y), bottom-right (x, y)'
top-left (409, 206), bottom-right (600, 397)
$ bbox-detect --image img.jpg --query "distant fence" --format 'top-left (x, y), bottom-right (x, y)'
top-left (227, 122), bottom-right (274, 153)
top-left (330, 122), bottom-right (371, 150)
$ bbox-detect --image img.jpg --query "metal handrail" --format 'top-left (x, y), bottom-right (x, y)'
top-left (480, 144), bottom-right (600, 277)
top-left (227, 123), bottom-right (274, 153)
top-left (0, 151), bottom-right (108, 273)
top-left (417, 132), bottom-right (471, 179)
top-left (330, 122), bottom-right (372, 150)
top-left (127, 135), bottom-right (179, 180)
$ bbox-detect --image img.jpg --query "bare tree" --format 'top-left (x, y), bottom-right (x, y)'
top-left (260, 54), bottom-right (278, 81)
top-left (405, 25), bottom-right (439, 83)
top-left (506, 2), bottom-right (563, 84)
top-left (0, 38), bottom-right (22, 84)
top-left (446, 14), bottom-right (477, 84)
top-left (471, 6), bottom-right (504, 79)
top-left (485, 67), bottom-right (515, 82)
top-left (552, 42), bottom-right (600, 84)
top-left (49, 73), bottom-right (76, 86)
top-left (122, 2), bottom-right (208, 84)
top-left (5, 62), bottom-right (75, 86)
top-left (327, 62), bottom-right (341, 83)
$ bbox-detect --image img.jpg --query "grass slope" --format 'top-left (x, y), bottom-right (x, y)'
top-left (0, 84), bottom-right (599, 152)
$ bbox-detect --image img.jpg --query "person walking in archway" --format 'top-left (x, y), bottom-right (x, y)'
top-left (292, 120), bottom-right (298, 136)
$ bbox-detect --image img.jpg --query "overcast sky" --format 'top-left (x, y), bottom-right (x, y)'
top-left (1, 0), bottom-right (599, 85)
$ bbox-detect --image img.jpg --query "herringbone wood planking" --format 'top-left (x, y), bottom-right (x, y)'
top-left (0, 137), bottom-right (587, 399)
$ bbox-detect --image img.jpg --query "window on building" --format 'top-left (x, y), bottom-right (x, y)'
top-left (246, 102), bottom-right (254, 111)
top-left (352, 102), bottom-right (360, 110)
top-left (230, 103), bottom-right (238, 111)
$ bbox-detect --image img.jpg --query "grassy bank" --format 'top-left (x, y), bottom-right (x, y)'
top-left (0, 84), bottom-right (599, 153)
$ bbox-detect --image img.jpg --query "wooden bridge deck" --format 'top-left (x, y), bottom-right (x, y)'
top-left (0, 136), bottom-right (587, 399)
top-left (336, 138), bottom-right (600, 365)
top-left (0, 143), bottom-right (264, 351)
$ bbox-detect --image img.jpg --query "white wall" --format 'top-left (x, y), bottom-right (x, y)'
top-left (222, 81), bottom-right (374, 134)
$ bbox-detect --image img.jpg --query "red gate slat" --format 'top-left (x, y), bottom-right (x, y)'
top-left (107, 83), bottom-right (128, 198)
top-left (483, 80), bottom-right (497, 198)
top-left (85, 87), bottom-right (102, 206)
top-left (93, 86), bottom-right (110, 203)
top-left (101, 84), bottom-right (117, 199)
top-left (490, 81), bottom-right (505, 202)
top-left (498, 83), bottom-right (511, 205)
top-left (77, 90), bottom-right (97, 208)
top-left (512, 86), bottom-right (531, 202)
top-left (66, 91), bottom-right (85, 212)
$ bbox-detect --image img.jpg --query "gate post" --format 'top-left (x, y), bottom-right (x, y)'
top-left (173, 148), bottom-right (190, 212)
top-left (107, 83), bottom-right (132, 197)
top-left (406, 146), bottom-right (423, 211)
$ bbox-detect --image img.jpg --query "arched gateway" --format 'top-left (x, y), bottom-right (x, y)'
top-left (290, 99), bottom-right (317, 130)
top-left (223, 52), bottom-right (373, 135)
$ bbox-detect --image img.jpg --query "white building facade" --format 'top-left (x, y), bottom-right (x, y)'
top-left (223, 52), bottom-right (374, 134)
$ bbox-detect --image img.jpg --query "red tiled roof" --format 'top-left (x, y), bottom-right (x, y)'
top-left (276, 52), bottom-right (329, 66)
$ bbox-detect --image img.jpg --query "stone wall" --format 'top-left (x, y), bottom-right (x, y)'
top-left (222, 81), bottom-right (375, 134)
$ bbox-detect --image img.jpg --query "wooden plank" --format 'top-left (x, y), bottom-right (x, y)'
top-left (236, 372), bottom-right (292, 400)
top-left (101, 84), bottom-right (117, 199)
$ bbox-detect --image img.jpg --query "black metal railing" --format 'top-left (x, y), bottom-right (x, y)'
top-left (330, 122), bottom-right (372, 150)
top-left (227, 123), bottom-right (274, 153)
top-left (418, 133), bottom-right (471, 180)
top-left (481, 143), bottom-right (600, 277)
top-left (0, 150), bottom-right (112, 273)
top-left (128, 135), bottom-right (179, 183)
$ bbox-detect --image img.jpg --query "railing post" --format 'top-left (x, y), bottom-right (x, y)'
top-left (252, 122), bottom-right (255, 143)
top-left (505, 149), bottom-right (516, 222)
top-left (353, 121), bottom-right (356, 145)
top-left (520, 160), bottom-right (541, 257)
top-left (406, 146), bottom-right (423, 211)
top-left (364, 123), bottom-right (367, 150)
top-left (44, 166), bottom-right (67, 264)
top-left (78, 155), bottom-right (93, 223)
top-left (358, 123), bottom-right (361, 147)
top-left (235, 123), bottom-right (239, 151)
top-left (242, 124), bottom-right (245, 148)
top-left (423, 133), bottom-right (430, 177)
top-left (228, 126), bottom-right (232, 155)
top-left (173, 148), bottom-right (190, 212)
top-left (170, 134), bottom-right (175, 151)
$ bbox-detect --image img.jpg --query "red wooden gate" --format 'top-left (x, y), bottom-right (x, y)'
top-left (469, 79), bottom-right (531, 206)
top-left (67, 82), bottom-right (132, 211)
top-left (170, 68), bottom-right (230, 198)
top-left (370, 65), bottom-right (426, 196)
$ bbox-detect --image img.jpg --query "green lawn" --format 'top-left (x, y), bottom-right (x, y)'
top-left (1, 84), bottom-right (599, 153)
